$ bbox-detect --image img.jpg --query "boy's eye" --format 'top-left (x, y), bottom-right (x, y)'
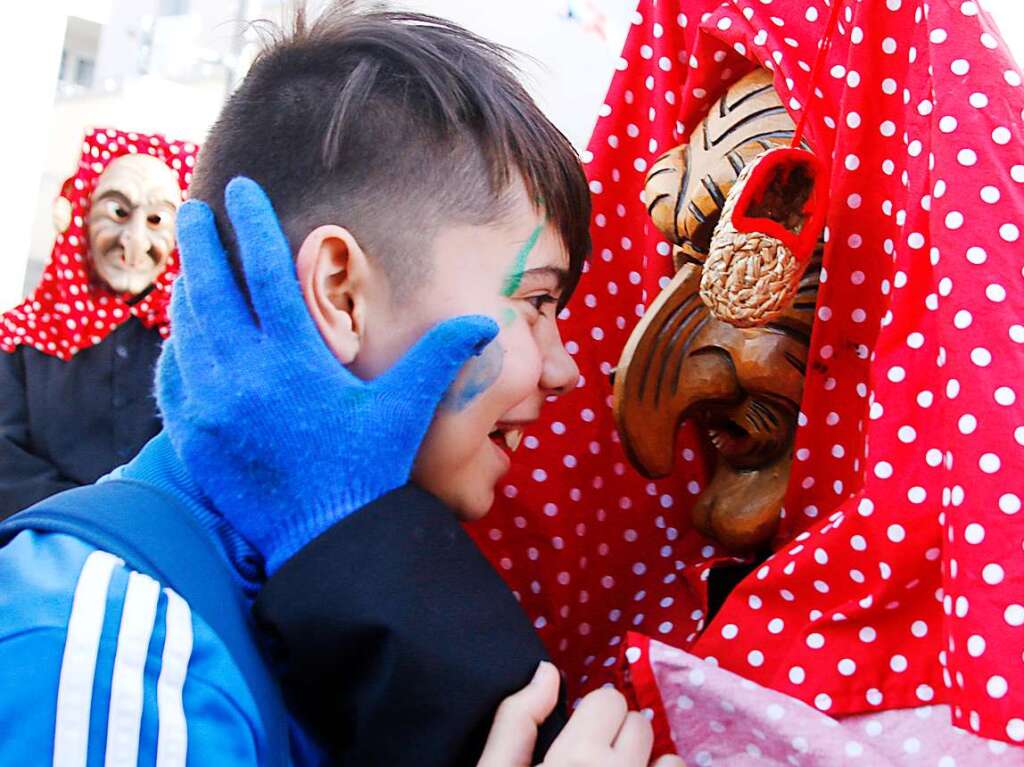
top-left (525, 294), bottom-right (558, 313)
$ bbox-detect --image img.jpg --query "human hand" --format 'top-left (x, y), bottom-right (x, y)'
top-left (157, 177), bottom-right (498, 573)
top-left (477, 663), bottom-right (686, 767)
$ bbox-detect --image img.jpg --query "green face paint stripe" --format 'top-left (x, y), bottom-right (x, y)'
top-left (500, 307), bottom-right (517, 327)
top-left (501, 221), bottom-right (545, 297)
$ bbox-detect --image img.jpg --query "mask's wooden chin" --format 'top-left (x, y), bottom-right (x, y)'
top-left (691, 453), bottom-right (789, 553)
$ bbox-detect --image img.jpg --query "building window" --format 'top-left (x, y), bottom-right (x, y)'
top-left (158, 0), bottom-right (190, 16)
top-left (74, 57), bottom-right (95, 88)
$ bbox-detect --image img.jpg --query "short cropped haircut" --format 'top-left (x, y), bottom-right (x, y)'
top-left (189, 2), bottom-right (591, 302)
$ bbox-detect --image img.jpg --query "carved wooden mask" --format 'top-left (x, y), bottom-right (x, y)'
top-left (613, 69), bottom-right (822, 553)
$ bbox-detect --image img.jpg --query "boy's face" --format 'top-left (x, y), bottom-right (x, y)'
top-left (351, 184), bottom-right (580, 519)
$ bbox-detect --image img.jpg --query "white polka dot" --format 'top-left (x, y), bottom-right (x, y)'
top-left (890, 654), bottom-right (908, 672)
top-left (987, 284), bottom-right (1007, 302)
top-left (957, 149), bottom-right (977, 166)
top-left (965, 523), bottom-right (986, 544)
top-left (967, 635), bottom-right (986, 656)
top-left (866, 689), bottom-right (883, 705)
top-left (971, 348), bottom-right (992, 367)
top-left (980, 185), bottom-right (1001, 203)
top-left (789, 666), bottom-right (805, 684)
top-left (814, 693), bottom-right (832, 711)
top-left (979, 453), bottom-right (1001, 473)
top-left (721, 623), bottom-right (739, 639)
top-left (1000, 493), bottom-right (1021, 514)
top-left (988, 676), bottom-right (1008, 698)
top-left (887, 524), bottom-right (906, 543)
top-left (983, 563), bottom-right (1005, 585)
top-left (1000, 223), bottom-right (1020, 242)
top-left (807, 633), bottom-right (825, 649)
top-left (1007, 719), bottom-right (1024, 742)
top-left (1007, 604), bottom-right (1024, 627)
top-left (838, 658), bottom-right (856, 676)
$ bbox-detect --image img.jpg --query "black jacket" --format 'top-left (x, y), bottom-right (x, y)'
top-left (0, 318), bottom-right (163, 519)
top-left (254, 484), bottom-right (567, 766)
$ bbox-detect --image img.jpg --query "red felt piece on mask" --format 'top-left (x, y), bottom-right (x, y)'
top-left (729, 147), bottom-right (828, 267)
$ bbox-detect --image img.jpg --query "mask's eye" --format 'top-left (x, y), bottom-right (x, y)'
top-left (147, 214), bottom-right (162, 225)
top-left (112, 204), bottom-right (129, 221)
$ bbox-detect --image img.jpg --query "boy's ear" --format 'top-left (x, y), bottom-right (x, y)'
top-left (295, 224), bottom-right (370, 364)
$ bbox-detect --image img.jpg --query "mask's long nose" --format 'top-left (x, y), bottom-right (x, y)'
top-left (613, 264), bottom-right (739, 477)
top-left (119, 215), bottom-right (151, 270)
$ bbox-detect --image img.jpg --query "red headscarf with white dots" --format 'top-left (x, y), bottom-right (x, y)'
top-left (0, 127), bottom-right (198, 361)
top-left (471, 0), bottom-right (1024, 748)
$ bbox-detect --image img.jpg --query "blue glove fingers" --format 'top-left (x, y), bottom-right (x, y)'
top-left (223, 177), bottom-right (312, 338)
top-left (175, 199), bottom-right (252, 329)
top-left (154, 338), bottom-right (188, 423)
top-left (379, 315), bottom-right (499, 407)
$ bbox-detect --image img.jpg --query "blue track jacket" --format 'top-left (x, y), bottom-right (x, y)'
top-left (0, 433), bottom-right (321, 766)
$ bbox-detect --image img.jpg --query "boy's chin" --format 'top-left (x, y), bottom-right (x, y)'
top-left (448, 486), bottom-right (495, 522)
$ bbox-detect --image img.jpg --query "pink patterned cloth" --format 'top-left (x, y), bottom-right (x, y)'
top-left (630, 637), bottom-right (1024, 766)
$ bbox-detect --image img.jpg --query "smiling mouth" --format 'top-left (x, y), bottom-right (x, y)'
top-left (488, 427), bottom-right (524, 453)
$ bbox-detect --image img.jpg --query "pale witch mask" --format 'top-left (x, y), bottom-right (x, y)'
top-left (87, 154), bottom-right (182, 295)
top-left (613, 70), bottom-right (821, 553)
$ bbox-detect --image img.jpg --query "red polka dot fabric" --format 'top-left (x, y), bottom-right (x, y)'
top-left (0, 128), bottom-right (198, 361)
top-left (471, 0), bottom-right (1024, 747)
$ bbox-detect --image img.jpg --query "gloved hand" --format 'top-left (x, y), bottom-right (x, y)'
top-left (157, 177), bottom-right (498, 574)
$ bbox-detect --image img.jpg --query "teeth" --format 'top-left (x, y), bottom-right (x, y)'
top-left (504, 429), bottom-right (523, 452)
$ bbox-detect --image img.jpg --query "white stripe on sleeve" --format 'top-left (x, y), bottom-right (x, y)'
top-left (103, 571), bottom-right (161, 767)
top-left (155, 589), bottom-right (193, 767)
top-left (53, 550), bottom-right (124, 767)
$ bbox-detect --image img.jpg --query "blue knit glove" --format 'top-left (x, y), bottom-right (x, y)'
top-left (157, 177), bottom-right (498, 574)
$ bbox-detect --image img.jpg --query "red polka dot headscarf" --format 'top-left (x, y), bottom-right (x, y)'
top-left (472, 0), bottom-right (1024, 747)
top-left (0, 127), bottom-right (198, 361)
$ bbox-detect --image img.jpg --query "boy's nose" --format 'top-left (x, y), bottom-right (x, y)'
top-left (541, 340), bottom-right (580, 397)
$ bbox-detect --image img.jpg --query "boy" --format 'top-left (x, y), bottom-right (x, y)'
top-left (0, 5), bottom-right (683, 767)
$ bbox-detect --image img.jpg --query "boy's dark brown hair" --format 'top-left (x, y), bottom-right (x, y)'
top-left (190, 2), bottom-right (591, 301)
